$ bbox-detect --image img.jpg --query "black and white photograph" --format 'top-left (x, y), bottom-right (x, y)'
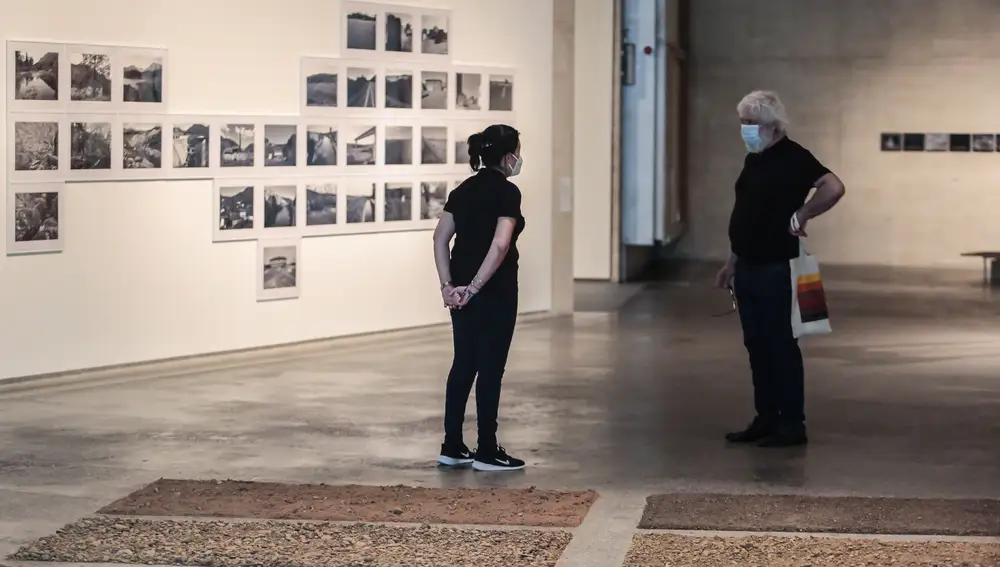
top-left (344, 124), bottom-right (376, 165)
top-left (972, 134), bottom-right (995, 152)
top-left (347, 67), bottom-right (377, 108)
top-left (385, 70), bottom-right (413, 108)
top-left (123, 122), bottom-right (163, 169)
top-left (264, 124), bottom-right (297, 167)
top-left (949, 133), bottom-right (971, 152)
top-left (303, 59), bottom-right (338, 108)
top-left (345, 181), bottom-right (376, 223)
top-left (220, 123), bottom-right (255, 167)
top-left (925, 133), bottom-right (949, 152)
top-left (13, 46), bottom-right (59, 101)
top-left (879, 133), bottom-right (901, 151)
top-left (258, 240), bottom-right (300, 301)
top-left (346, 9), bottom-right (378, 51)
top-left (421, 71), bottom-right (448, 110)
top-left (70, 120), bottom-right (112, 170)
top-left (172, 122), bottom-right (210, 168)
top-left (264, 185), bottom-right (297, 228)
top-left (385, 126), bottom-right (413, 165)
top-left (306, 125), bottom-right (337, 166)
top-left (454, 122), bottom-right (481, 165)
top-left (489, 74), bottom-right (514, 111)
top-left (386, 12), bottom-right (414, 52)
top-left (421, 14), bottom-right (449, 55)
top-left (70, 50), bottom-right (111, 102)
top-left (306, 183), bottom-right (337, 226)
top-left (14, 120), bottom-right (60, 171)
top-left (122, 53), bottom-right (164, 104)
top-left (218, 185), bottom-right (255, 233)
top-left (385, 182), bottom-right (412, 222)
top-left (8, 185), bottom-right (63, 254)
top-left (421, 181), bottom-right (447, 220)
top-left (421, 126), bottom-right (447, 164)
top-left (903, 133), bottom-right (925, 152)
top-left (456, 73), bottom-right (482, 110)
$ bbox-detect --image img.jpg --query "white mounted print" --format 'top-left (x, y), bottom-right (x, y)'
top-left (264, 123), bottom-right (298, 168)
top-left (343, 123), bottom-right (376, 166)
top-left (219, 122), bottom-right (257, 170)
top-left (455, 71), bottom-right (483, 111)
top-left (420, 125), bottom-right (448, 165)
top-left (300, 57), bottom-right (340, 114)
top-left (261, 183), bottom-right (299, 233)
top-left (303, 181), bottom-right (338, 233)
top-left (8, 114), bottom-right (65, 182)
top-left (489, 73), bottom-right (514, 112)
top-left (420, 12), bottom-right (450, 56)
top-left (384, 125), bottom-right (413, 166)
top-left (169, 117), bottom-right (212, 172)
top-left (121, 118), bottom-right (164, 171)
top-left (420, 70), bottom-right (448, 110)
top-left (344, 179), bottom-right (376, 224)
top-left (7, 41), bottom-right (64, 111)
top-left (119, 47), bottom-right (166, 111)
top-left (67, 45), bottom-right (115, 111)
top-left (258, 238), bottom-right (301, 302)
top-left (67, 114), bottom-right (114, 179)
top-left (304, 122), bottom-right (339, 168)
top-left (344, 3), bottom-right (378, 52)
top-left (385, 68), bottom-right (414, 109)
top-left (385, 11), bottom-right (415, 53)
top-left (7, 182), bottom-right (64, 255)
top-left (384, 180), bottom-right (414, 222)
top-left (213, 179), bottom-right (258, 242)
top-left (347, 66), bottom-right (377, 108)
top-left (420, 180), bottom-right (448, 220)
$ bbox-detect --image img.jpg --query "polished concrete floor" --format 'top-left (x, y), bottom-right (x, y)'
top-left (2, 272), bottom-right (1000, 556)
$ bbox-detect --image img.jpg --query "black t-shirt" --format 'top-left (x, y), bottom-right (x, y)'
top-left (728, 136), bottom-right (830, 263)
top-left (444, 168), bottom-right (526, 292)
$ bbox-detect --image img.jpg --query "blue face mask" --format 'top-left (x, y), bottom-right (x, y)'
top-left (741, 124), bottom-right (770, 153)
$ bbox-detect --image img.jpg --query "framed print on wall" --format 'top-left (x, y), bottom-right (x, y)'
top-left (258, 238), bottom-right (301, 302)
top-left (7, 182), bottom-right (64, 255)
top-left (117, 46), bottom-right (167, 113)
top-left (65, 43), bottom-right (116, 113)
top-left (419, 178), bottom-right (449, 221)
top-left (343, 2), bottom-right (380, 55)
top-left (300, 179), bottom-right (340, 237)
top-left (66, 113), bottom-right (116, 181)
top-left (419, 9), bottom-right (450, 57)
top-left (384, 66), bottom-right (416, 111)
top-left (120, 115), bottom-right (166, 178)
top-left (7, 41), bottom-right (66, 112)
top-left (301, 119), bottom-right (341, 171)
top-left (383, 123), bottom-right (415, 168)
top-left (216, 119), bottom-right (260, 174)
top-left (259, 180), bottom-right (300, 237)
top-left (300, 56), bottom-right (342, 115)
top-left (213, 178), bottom-right (259, 243)
top-left (263, 122), bottom-right (300, 170)
top-left (7, 113), bottom-right (67, 182)
top-left (342, 120), bottom-right (377, 167)
top-left (166, 116), bottom-right (214, 177)
top-left (418, 123), bottom-right (450, 169)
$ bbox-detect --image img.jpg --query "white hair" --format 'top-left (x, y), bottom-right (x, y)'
top-left (737, 90), bottom-right (789, 132)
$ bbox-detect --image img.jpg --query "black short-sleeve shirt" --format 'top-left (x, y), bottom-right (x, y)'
top-left (728, 136), bottom-right (830, 263)
top-left (444, 168), bottom-right (526, 292)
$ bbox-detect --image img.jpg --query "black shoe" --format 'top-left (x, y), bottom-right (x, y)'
top-left (757, 425), bottom-right (808, 448)
top-left (437, 443), bottom-right (475, 466)
top-left (725, 417), bottom-right (772, 443)
top-left (473, 445), bottom-right (525, 472)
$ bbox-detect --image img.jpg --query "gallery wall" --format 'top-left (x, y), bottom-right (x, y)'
top-left (0, 0), bottom-right (554, 379)
top-left (680, 0), bottom-right (1000, 269)
top-left (571, 0), bottom-right (614, 280)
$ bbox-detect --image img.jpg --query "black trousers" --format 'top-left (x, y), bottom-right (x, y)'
top-left (443, 286), bottom-right (518, 450)
top-left (733, 258), bottom-right (806, 426)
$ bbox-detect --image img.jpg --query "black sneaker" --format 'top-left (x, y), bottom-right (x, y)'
top-left (473, 445), bottom-right (525, 472)
top-left (437, 443), bottom-right (474, 466)
top-left (725, 417), bottom-right (772, 443)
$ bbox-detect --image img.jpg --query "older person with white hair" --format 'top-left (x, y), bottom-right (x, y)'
top-left (715, 90), bottom-right (845, 448)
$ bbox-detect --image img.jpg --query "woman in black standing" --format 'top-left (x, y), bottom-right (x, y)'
top-left (432, 124), bottom-right (526, 472)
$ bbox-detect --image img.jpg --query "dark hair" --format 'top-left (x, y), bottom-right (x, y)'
top-left (468, 124), bottom-right (520, 171)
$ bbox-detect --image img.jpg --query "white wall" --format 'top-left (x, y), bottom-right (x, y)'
top-left (681, 0), bottom-right (1000, 269)
top-left (572, 0), bottom-right (614, 280)
top-left (0, 0), bottom-right (553, 379)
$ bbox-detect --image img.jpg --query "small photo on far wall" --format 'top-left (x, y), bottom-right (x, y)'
top-left (972, 134), bottom-right (996, 152)
top-left (902, 133), bottom-right (925, 152)
top-left (949, 133), bottom-right (971, 152)
top-left (925, 133), bottom-right (948, 152)
top-left (880, 133), bottom-right (901, 151)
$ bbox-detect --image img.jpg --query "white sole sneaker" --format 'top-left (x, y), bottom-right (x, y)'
top-left (472, 460), bottom-right (526, 472)
top-left (437, 455), bottom-right (474, 466)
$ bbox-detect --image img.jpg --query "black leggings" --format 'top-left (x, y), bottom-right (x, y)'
top-left (443, 288), bottom-right (518, 450)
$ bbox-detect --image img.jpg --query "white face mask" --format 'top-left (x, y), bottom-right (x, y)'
top-left (741, 124), bottom-right (771, 153)
top-left (506, 154), bottom-right (523, 177)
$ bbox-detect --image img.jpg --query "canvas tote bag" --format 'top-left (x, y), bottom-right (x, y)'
top-left (788, 230), bottom-right (832, 338)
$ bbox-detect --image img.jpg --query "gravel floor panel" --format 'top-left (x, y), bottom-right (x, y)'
top-left (624, 533), bottom-right (1000, 567)
top-left (640, 493), bottom-right (1000, 535)
top-left (10, 517), bottom-right (573, 567)
top-left (98, 479), bottom-right (597, 528)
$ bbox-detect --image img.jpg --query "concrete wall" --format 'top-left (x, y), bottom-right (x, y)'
top-left (680, 0), bottom-right (1000, 268)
